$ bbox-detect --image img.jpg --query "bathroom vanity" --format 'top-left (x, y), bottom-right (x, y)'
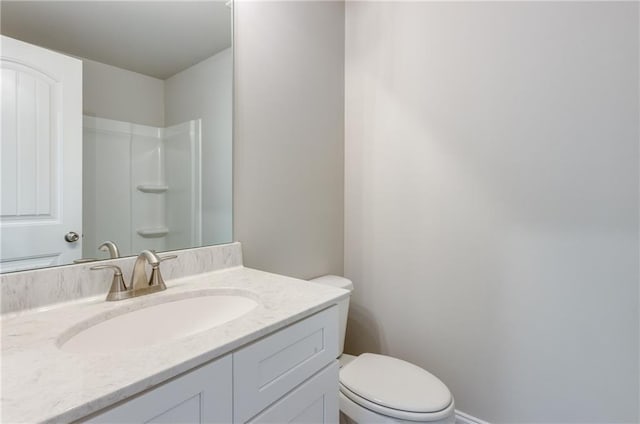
top-left (0, 243), bottom-right (348, 423)
top-left (88, 307), bottom-right (339, 423)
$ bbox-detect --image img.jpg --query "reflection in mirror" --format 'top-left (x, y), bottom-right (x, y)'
top-left (0, 1), bottom-right (233, 273)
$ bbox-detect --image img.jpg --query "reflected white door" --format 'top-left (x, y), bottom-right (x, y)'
top-left (0, 35), bottom-right (82, 272)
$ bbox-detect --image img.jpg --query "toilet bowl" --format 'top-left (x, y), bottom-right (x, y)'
top-left (310, 275), bottom-right (455, 424)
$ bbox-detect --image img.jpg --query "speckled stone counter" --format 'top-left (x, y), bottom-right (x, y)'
top-left (1, 247), bottom-right (348, 423)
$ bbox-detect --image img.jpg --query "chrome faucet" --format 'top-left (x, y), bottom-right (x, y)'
top-left (91, 249), bottom-right (176, 301)
top-left (98, 241), bottom-right (120, 259)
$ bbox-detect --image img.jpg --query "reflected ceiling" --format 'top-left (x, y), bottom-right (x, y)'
top-left (1, 1), bottom-right (232, 79)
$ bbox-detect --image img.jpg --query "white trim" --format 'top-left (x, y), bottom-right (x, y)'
top-left (456, 409), bottom-right (491, 424)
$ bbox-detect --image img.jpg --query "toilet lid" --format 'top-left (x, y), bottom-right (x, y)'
top-left (339, 353), bottom-right (452, 413)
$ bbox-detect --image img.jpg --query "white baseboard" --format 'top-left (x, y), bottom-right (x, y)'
top-left (456, 410), bottom-right (491, 424)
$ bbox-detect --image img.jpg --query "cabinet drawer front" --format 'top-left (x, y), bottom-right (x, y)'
top-left (248, 362), bottom-right (339, 424)
top-left (233, 306), bottom-right (339, 423)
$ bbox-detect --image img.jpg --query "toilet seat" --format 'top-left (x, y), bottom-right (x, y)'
top-left (340, 384), bottom-right (455, 422)
top-left (339, 353), bottom-right (454, 421)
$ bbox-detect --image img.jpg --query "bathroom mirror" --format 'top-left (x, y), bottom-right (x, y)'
top-left (0, 1), bottom-right (233, 273)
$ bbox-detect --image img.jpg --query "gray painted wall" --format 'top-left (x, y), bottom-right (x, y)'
top-left (165, 48), bottom-right (233, 246)
top-left (234, 1), bottom-right (345, 279)
top-left (344, 2), bottom-right (639, 422)
top-left (82, 57), bottom-right (164, 127)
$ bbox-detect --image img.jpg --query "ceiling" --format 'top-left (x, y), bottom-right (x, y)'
top-left (0, 1), bottom-right (231, 79)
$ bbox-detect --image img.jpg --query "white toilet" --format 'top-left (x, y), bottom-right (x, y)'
top-left (310, 275), bottom-right (456, 424)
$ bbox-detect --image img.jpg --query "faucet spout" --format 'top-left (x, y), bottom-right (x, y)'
top-left (130, 250), bottom-right (161, 291)
top-left (98, 241), bottom-right (120, 259)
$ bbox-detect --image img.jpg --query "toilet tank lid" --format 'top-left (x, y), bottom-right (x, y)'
top-left (309, 275), bottom-right (354, 291)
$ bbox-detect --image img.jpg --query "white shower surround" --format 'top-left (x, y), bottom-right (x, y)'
top-left (82, 116), bottom-right (202, 259)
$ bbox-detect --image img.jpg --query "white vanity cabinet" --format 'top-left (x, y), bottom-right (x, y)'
top-left (86, 355), bottom-right (233, 423)
top-left (247, 362), bottom-right (339, 424)
top-left (86, 306), bottom-right (339, 424)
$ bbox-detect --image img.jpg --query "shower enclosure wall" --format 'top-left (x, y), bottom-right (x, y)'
top-left (82, 116), bottom-right (202, 259)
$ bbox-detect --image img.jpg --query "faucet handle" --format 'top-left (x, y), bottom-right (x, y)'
top-left (73, 258), bottom-right (99, 264)
top-left (90, 264), bottom-right (128, 301)
top-left (148, 255), bottom-right (177, 289)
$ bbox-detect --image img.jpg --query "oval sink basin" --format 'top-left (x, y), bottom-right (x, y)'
top-left (59, 292), bottom-right (258, 354)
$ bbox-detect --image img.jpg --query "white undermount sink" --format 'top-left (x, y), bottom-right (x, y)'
top-left (58, 290), bottom-right (259, 354)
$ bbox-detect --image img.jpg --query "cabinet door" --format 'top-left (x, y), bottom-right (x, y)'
top-left (234, 306), bottom-right (339, 423)
top-left (248, 362), bottom-right (339, 424)
top-left (87, 355), bottom-right (232, 423)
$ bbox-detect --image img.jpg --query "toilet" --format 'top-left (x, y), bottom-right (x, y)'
top-left (310, 275), bottom-right (456, 424)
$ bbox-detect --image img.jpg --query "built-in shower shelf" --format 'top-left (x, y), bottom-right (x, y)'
top-left (137, 227), bottom-right (169, 238)
top-left (137, 184), bottom-right (169, 193)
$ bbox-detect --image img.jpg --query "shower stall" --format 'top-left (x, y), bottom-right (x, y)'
top-left (82, 116), bottom-right (202, 259)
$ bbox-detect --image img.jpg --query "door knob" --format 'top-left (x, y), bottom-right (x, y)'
top-left (65, 232), bottom-right (80, 243)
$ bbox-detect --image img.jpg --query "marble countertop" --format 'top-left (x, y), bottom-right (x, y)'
top-left (1, 266), bottom-right (349, 423)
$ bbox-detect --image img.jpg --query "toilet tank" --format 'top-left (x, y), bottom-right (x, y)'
top-left (309, 275), bottom-right (353, 357)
